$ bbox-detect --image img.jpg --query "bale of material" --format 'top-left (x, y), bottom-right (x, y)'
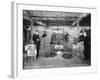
top-left (44, 52), bottom-right (57, 58)
top-left (62, 53), bottom-right (73, 59)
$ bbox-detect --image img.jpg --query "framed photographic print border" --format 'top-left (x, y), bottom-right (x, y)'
top-left (11, 1), bottom-right (97, 78)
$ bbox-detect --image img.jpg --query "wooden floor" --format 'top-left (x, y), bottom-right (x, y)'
top-left (23, 53), bottom-right (90, 69)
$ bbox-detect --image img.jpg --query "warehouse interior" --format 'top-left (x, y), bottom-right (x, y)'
top-left (23, 10), bottom-right (91, 69)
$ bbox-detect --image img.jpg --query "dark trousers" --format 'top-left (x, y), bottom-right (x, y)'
top-left (36, 43), bottom-right (40, 59)
top-left (83, 44), bottom-right (91, 60)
